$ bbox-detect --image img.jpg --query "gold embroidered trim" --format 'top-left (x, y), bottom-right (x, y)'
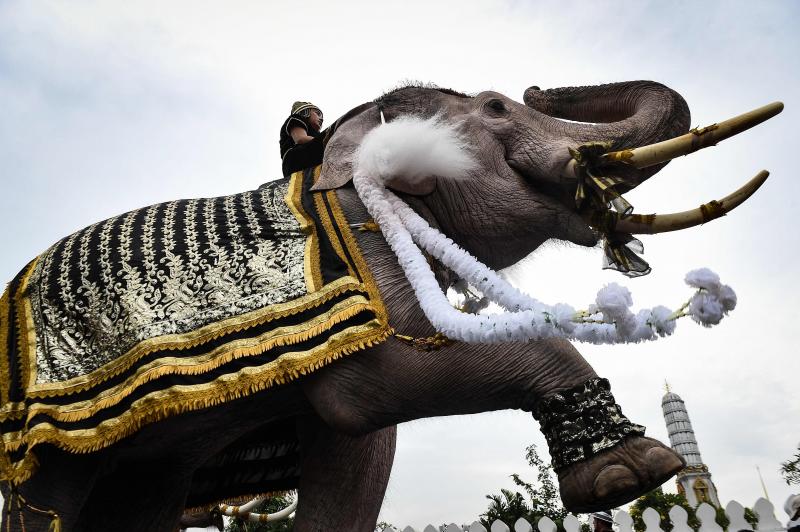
top-left (324, 190), bottom-right (390, 325)
top-left (22, 275), bottom-right (363, 399)
top-left (19, 296), bottom-right (373, 424)
top-left (0, 285), bottom-right (11, 405)
top-left (18, 259), bottom-right (39, 393)
top-left (1, 323), bottom-right (391, 485)
top-left (285, 170), bottom-right (323, 292)
top-left (313, 189), bottom-right (357, 279)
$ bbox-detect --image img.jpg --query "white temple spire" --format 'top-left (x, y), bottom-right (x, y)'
top-left (662, 387), bottom-right (720, 507)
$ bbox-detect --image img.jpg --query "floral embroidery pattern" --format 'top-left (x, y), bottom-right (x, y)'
top-left (28, 181), bottom-right (307, 384)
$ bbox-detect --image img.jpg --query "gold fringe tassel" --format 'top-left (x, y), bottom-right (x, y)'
top-left (22, 276), bottom-right (363, 400)
top-left (20, 298), bottom-right (374, 424)
top-left (1, 325), bottom-right (391, 485)
top-left (0, 286), bottom-right (11, 405)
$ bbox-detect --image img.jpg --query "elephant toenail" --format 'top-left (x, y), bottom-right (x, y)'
top-left (593, 465), bottom-right (638, 499)
top-left (646, 447), bottom-right (685, 478)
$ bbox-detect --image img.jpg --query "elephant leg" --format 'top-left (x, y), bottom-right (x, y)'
top-left (0, 445), bottom-right (105, 532)
top-left (293, 414), bottom-right (396, 532)
top-left (75, 457), bottom-right (193, 532)
top-left (303, 337), bottom-right (682, 512)
top-left (302, 337), bottom-right (597, 436)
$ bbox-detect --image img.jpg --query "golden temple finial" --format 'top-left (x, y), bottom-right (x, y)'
top-left (664, 380), bottom-right (671, 393)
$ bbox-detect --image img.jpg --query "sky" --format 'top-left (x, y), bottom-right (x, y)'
top-left (0, 0), bottom-right (798, 529)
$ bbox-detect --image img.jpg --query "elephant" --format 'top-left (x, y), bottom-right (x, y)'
top-left (0, 80), bottom-right (774, 532)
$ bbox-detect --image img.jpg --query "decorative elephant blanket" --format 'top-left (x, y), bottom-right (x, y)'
top-left (0, 167), bottom-right (391, 496)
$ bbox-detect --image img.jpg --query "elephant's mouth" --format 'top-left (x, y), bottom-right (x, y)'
top-left (518, 101), bottom-right (782, 239)
top-left (506, 159), bottom-right (599, 247)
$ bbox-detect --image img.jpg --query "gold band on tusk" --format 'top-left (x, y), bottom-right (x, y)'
top-left (602, 102), bottom-right (783, 169)
top-left (612, 170), bottom-right (769, 234)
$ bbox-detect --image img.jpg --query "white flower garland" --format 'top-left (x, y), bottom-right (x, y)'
top-left (351, 115), bottom-right (737, 344)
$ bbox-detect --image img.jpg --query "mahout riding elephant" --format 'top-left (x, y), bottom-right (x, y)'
top-left (0, 80), bottom-right (775, 531)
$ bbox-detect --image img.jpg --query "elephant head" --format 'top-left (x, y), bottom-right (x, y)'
top-left (314, 81), bottom-right (692, 269)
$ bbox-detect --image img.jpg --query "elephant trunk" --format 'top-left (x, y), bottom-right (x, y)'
top-left (523, 81), bottom-right (691, 190)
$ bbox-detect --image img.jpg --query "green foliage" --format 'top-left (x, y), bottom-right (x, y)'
top-left (514, 444), bottom-right (568, 522)
top-left (481, 488), bottom-right (532, 528)
top-left (480, 444), bottom-right (569, 530)
top-left (375, 522), bottom-right (396, 532)
top-left (224, 494), bottom-right (295, 532)
top-left (629, 488), bottom-right (699, 532)
top-left (629, 488), bottom-right (756, 532)
top-left (743, 507), bottom-right (759, 529)
top-left (714, 506), bottom-right (730, 530)
top-left (780, 444), bottom-right (800, 485)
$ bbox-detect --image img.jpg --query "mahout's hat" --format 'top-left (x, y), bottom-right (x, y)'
top-left (291, 101), bottom-right (320, 115)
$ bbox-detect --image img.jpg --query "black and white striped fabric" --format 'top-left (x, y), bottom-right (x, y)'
top-left (0, 167), bottom-right (390, 499)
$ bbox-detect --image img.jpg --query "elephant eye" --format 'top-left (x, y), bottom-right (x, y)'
top-left (486, 99), bottom-right (506, 113)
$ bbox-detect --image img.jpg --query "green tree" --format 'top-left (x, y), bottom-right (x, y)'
top-left (224, 494), bottom-right (295, 532)
top-left (480, 489), bottom-right (532, 528)
top-left (512, 444), bottom-right (567, 523)
top-left (781, 444), bottom-right (800, 485)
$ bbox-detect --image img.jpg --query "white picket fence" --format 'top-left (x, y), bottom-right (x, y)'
top-left (390, 498), bottom-right (787, 532)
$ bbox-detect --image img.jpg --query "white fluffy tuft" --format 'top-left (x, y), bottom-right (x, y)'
top-left (650, 305), bottom-right (677, 336)
top-left (685, 268), bottom-right (721, 291)
top-left (595, 283), bottom-right (633, 319)
top-left (354, 115), bottom-right (476, 184)
top-left (689, 292), bottom-right (725, 326)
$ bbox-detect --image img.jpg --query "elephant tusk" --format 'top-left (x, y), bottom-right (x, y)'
top-left (608, 170), bottom-right (769, 234)
top-left (218, 496), bottom-right (298, 523)
top-left (560, 102), bottom-right (783, 179)
top-left (602, 102), bottom-right (784, 169)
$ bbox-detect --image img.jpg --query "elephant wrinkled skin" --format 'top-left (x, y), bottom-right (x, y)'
top-left (3, 81), bottom-right (694, 532)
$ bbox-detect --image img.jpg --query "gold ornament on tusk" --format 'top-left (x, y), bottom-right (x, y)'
top-left (613, 170), bottom-right (769, 234)
top-left (602, 102), bottom-right (784, 169)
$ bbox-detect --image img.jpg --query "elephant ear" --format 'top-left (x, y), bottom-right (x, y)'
top-left (312, 104), bottom-right (381, 191)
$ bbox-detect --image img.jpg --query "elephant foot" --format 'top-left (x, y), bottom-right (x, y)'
top-left (557, 436), bottom-right (685, 513)
top-left (531, 378), bottom-right (686, 512)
